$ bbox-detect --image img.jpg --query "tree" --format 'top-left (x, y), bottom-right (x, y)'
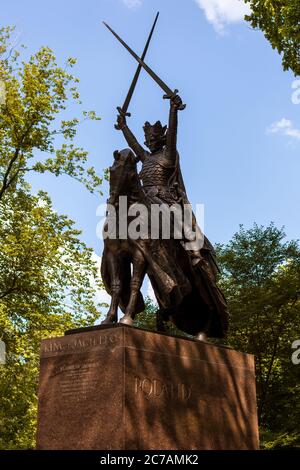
top-left (0, 26), bottom-right (102, 203)
top-left (217, 223), bottom-right (300, 448)
top-left (0, 187), bottom-right (105, 449)
top-left (133, 297), bottom-right (158, 331)
top-left (0, 26), bottom-right (106, 449)
top-left (245, 1), bottom-right (300, 75)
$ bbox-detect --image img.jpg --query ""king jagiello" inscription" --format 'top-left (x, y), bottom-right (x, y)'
top-left (41, 332), bottom-right (119, 357)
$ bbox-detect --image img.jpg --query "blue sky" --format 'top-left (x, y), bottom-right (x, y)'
top-left (2, 0), bottom-right (300, 257)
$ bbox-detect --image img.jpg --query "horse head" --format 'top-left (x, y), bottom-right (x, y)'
top-left (108, 148), bottom-right (141, 206)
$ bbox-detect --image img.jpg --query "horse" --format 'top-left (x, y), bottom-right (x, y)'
top-left (101, 148), bottom-right (148, 326)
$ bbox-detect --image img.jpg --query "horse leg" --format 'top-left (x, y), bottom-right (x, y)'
top-left (119, 250), bottom-right (146, 326)
top-left (101, 251), bottom-right (121, 324)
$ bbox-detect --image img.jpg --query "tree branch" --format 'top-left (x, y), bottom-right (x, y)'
top-left (0, 123), bottom-right (34, 201)
top-left (0, 147), bottom-right (21, 200)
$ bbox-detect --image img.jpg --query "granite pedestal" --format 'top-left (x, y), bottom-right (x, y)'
top-left (36, 324), bottom-right (259, 450)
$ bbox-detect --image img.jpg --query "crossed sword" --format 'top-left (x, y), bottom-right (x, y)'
top-left (103, 12), bottom-right (185, 129)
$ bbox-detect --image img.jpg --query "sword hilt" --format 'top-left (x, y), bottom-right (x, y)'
top-left (117, 106), bottom-right (131, 118)
top-left (163, 89), bottom-right (186, 111)
top-left (115, 106), bottom-right (131, 130)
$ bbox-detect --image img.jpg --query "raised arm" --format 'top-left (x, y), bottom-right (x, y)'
top-left (116, 114), bottom-right (145, 161)
top-left (165, 94), bottom-right (183, 161)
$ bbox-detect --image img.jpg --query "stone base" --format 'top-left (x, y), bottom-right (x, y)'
top-left (36, 324), bottom-right (259, 450)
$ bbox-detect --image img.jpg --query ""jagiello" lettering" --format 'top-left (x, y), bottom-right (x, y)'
top-left (42, 334), bottom-right (118, 355)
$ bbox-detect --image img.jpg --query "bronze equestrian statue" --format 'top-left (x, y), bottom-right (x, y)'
top-left (101, 19), bottom-right (229, 340)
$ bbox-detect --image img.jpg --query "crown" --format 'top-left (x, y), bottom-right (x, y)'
top-left (143, 120), bottom-right (167, 138)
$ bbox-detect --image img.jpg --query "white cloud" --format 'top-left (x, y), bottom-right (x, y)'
top-left (194, 0), bottom-right (250, 34)
top-left (267, 118), bottom-right (300, 140)
top-left (122, 0), bottom-right (142, 9)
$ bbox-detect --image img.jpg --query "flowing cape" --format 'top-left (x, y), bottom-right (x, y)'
top-left (135, 154), bottom-right (229, 337)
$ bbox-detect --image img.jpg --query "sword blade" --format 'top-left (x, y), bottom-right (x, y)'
top-left (121, 12), bottom-right (159, 114)
top-left (103, 21), bottom-right (173, 98)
